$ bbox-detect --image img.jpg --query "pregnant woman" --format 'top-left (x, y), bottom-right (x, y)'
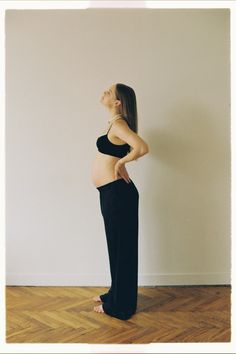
top-left (91, 83), bottom-right (149, 320)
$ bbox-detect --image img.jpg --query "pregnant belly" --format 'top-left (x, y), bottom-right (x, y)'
top-left (91, 152), bottom-right (123, 188)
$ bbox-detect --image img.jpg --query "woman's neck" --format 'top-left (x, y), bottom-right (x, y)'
top-left (108, 114), bottom-right (123, 124)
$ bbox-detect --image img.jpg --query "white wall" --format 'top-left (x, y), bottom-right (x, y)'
top-left (6, 9), bottom-right (230, 286)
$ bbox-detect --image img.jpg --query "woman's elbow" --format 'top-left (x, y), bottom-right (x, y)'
top-left (141, 143), bottom-right (149, 154)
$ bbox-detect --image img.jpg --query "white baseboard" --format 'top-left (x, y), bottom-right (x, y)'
top-left (6, 272), bottom-right (231, 286)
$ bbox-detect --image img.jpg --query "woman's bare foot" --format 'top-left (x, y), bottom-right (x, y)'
top-left (92, 295), bottom-right (102, 302)
top-left (94, 304), bottom-right (104, 313)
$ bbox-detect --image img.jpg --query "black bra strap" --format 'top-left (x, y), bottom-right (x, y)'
top-left (106, 123), bottom-right (113, 135)
top-left (106, 117), bottom-right (124, 134)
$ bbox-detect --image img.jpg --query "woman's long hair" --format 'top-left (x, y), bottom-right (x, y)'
top-left (115, 83), bottom-right (138, 159)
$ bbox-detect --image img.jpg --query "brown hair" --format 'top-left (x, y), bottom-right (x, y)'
top-left (115, 83), bottom-right (139, 160)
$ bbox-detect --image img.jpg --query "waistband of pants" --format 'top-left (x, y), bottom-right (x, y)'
top-left (96, 178), bottom-right (134, 193)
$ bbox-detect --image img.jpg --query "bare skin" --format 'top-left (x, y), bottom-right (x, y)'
top-left (93, 304), bottom-right (105, 313)
top-left (92, 295), bottom-right (104, 313)
top-left (93, 295), bottom-right (102, 302)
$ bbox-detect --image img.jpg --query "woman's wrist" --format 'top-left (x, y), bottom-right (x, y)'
top-left (119, 148), bottom-right (146, 164)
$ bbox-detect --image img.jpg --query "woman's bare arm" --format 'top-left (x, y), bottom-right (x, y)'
top-left (112, 119), bottom-right (149, 164)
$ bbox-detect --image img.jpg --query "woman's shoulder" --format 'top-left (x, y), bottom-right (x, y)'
top-left (112, 117), bottom-right (129, 128)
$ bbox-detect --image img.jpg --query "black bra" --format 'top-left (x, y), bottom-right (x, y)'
top-left (96, 120), bottom-right (130, 158)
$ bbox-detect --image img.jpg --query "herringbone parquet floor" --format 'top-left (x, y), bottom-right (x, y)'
top-left (6, 285), bottom-right (231, 343)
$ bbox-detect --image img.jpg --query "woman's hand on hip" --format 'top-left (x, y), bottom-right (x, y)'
top-left (114, 161), bottom-right (131, 183)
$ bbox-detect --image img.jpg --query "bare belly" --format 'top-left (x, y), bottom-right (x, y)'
top-left (91, 151), bottom-right (125, 188)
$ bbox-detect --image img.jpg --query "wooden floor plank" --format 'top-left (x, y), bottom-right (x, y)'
top-left (6, 285), bottom-right (231, 343)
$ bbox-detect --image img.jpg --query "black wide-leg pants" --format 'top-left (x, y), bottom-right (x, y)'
top-left (96, 178), bottom-right (139, 320)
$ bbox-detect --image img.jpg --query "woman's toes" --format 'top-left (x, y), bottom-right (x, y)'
top-left (94, 304), bottom-right (104, 313)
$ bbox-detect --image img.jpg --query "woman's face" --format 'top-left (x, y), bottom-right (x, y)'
top-left (101, 84), bottom-right (116, 106)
